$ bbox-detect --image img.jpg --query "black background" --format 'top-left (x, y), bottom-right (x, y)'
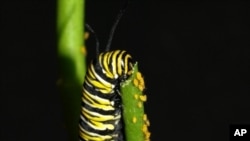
top-left (1, 0), bottom-right (250, 141)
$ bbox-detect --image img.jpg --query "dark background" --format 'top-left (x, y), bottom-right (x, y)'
top-left (1, 0), bottom-right (250, 141)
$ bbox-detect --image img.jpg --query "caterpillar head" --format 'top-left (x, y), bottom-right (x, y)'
top-left (96, 50), bottom-right (134, 82)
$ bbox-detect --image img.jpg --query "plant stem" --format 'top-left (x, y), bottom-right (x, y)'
top-left (121, 63), bottom-right (151, 141)
top-left (57, 0), bottom-right (85, 140)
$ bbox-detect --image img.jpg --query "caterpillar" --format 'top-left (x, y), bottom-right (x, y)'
top-left (79, 3), bottom-right (134, 141)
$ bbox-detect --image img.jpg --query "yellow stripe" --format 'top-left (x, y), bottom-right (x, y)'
top-left (82, 107), bottom-right (120, 121)
top-left (82, 89), bottom-right (115, 111)
top-left (91, 120), bottom-right (115, 130)
top-left (102, 52), bottom-right (114, 78)
top-left (85, 75), bottom-right (113, 94)
top-left (81, 97), bottom-right (114, 111)
top-left (79, 125), bottom-right (112, 140)
top-left (107, 51), bottom-right (113, 66)
top-left (98, 52), bottom-right (113, 79)
top-left (85, 75), bottom-right (106, 90)
top-left (87, 66), bottom-right (95, 79)
top-left (82, 90), bottom-right (95, 104)
top-left (111, 51), bottom-right (120, 78)
top-left (80, 115), bottom-right (114, 131)
top-left (90, 63), bottom-right (113, 88)
top-left (83, 88), bottom-right (112, 105)
top-left (86, 75), bottom-right (107, 89)
top-left (99, 88), bottom-right (113, 94)
top-left (91, 64), bottom-right (113, 88)
top-left (124, 53), bottom-right (132, 74)
top-left (117, 50), bottom-right (125, 75)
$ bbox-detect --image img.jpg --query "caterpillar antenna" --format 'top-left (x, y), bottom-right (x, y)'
top-left (105, 1), bottom-right (129, 52)
top-left (85, 23), bottom-right (100, 57)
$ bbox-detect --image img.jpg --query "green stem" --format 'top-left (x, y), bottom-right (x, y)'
top-left (57, 0), bottom-right (85, 140)
top-left (121, 63), bottom-right (151, 141)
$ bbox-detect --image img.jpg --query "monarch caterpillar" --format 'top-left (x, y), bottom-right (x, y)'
top-left (79, 3), bottom-right (134, 141)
